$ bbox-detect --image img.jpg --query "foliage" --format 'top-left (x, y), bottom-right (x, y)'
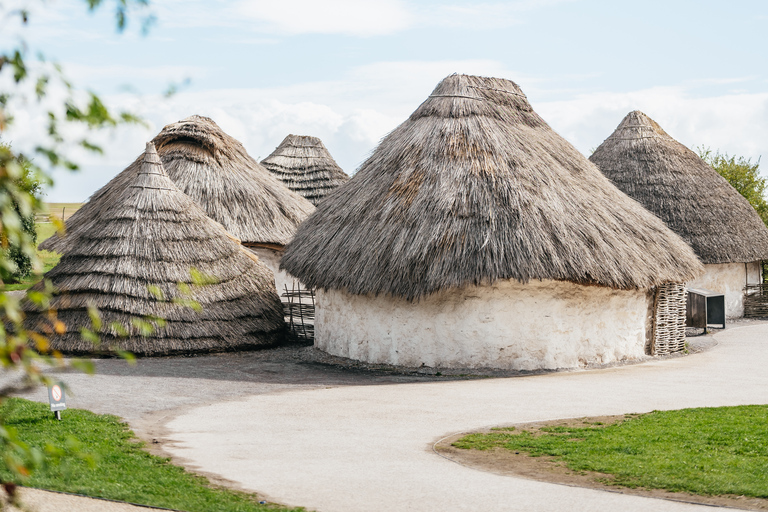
top-left (2, 224), bottom-right (61, 292)
top-left (697, 146), bottom-right (768, 227)
top-left (0, 398), bottom-right (306, 511)
top-left (453, 406), bottom-right (768, 497)
top-left (0, 0), bottom-right (151, 487)
top-left (1, 144), bottom-right (43, 283)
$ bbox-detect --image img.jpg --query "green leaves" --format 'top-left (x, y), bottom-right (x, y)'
top-left (0, 0), bottom-right (164, 485)
top-left (65, 93), bottom-right (116, 128)
top-left (697, 146), bottom-right (768, 227)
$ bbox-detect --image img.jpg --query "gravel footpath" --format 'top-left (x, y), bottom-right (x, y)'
top-left (3, 321), bottom-right (748, 511)
top-left (13, 330), bottom-right (720, 441)
top-left (164, 322), bottom-right (768, 512)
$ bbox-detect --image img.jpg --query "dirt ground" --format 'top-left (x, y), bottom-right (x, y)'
top-left (435, 415), bottom-right (768, 511)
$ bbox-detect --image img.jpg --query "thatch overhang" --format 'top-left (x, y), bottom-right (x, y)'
top-left (25, 143), bottom-right (286, 356)
top-left (281, 74), bottom-right (703, 301)
top-left (261, 134), bottom-right (349, 206)
top-left (40, 115), bottom-right (315, 253)
top-left (590, 111), bottom-right (768, 265)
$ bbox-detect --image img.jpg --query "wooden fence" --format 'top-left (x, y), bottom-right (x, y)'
top-left (282, 283), bottom-right (315, 341)
top-left (744, 283), bottom-right (768, 318)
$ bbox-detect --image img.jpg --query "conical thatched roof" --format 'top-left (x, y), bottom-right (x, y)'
top-left (281, 74), bottom-right (703, 301)
top-left (25, 143), bottom-right (285, 356)
top-left (261, 134), bottom-right (349, 205)
top-left (590, 111), bottom-right (768, 265)
top-left (41, 115), bottom-right (315, 253)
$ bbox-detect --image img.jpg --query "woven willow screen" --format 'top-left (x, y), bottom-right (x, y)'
top-left (652, 283), bottom-right (687, 355)
top-left (744, 283), bottom-right (768, 318)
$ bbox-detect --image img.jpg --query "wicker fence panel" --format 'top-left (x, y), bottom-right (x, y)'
top-left (744, 283), bottom-right (768, 318)
top-left (652, 283), bottom-right (687, 355)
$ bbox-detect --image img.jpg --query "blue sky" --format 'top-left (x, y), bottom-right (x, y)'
top-left (2, 0), bottom-right (767, 201)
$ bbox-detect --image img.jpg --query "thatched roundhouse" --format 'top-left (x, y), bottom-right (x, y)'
top-left (25, 143), bottom-right (285, 356)
top-left (590, 111), bottom-right (768, 319)
top-left (261, 135), bottom-right (349, 206)
top-left (281, 74), bottom-right (703, 371)
top-left (40, 116), bottom-right (315, 294)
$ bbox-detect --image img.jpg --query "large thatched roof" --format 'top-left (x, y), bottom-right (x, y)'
top-left (41, 115), bottom-right (315, 253)
top-left (25, 143), bottom-right (285, 356)
top-left (281, 74), bottom-right (703, 301)
top-left (590, 111), bottom-right (768, 265)
top-left (261, 134), bottom-right (349, 205)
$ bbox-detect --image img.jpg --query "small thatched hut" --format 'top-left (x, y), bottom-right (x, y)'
top-left (261, 135), bottom-right (349, 205)
top-left (281, 74), bottom-right (703, 371)
top-left (25, 143), bottom-right (285, 356)
top-left (40, 116), bottom-right (315, 294)
top-left (590, 111), bottom-right (768, 319)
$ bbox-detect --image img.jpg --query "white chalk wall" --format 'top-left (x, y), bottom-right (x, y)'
top-left (315, 279), bottom-right (652, 371)
top-left (687, 261), bottom-right (762, 319)
top-left (249, 247), bottom-right (298, 298)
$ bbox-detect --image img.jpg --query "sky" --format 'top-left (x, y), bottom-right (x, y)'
top-left (1, 0), bottom-right (767, 201)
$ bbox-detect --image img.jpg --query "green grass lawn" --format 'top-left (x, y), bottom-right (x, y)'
top-left (0, 398), bottom-right (306, 511)
top-left (453, 406), bottom-right (768, 498)
top-left (2, 224), bottom-right (61, 292)
top-left (35, 222), bottom-right (59, 243)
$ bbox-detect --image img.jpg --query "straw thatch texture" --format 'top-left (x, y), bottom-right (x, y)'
top-left (261, 135), bottom-right (349, 205)
top-left (25, 143), bottom-right (286, 356)
top-left (40, 116), bottom-right (315, 253)
top-left (590, 111), bottom-right (768, 264)
top-left (281, 75), bottom-right (703, 301)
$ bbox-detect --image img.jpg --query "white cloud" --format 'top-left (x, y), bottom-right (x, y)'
top-left (63, 63), bottom-right (205, 92)
top-left (232, 0), bottom-right (576, 35)
top-left (417, 0), bottom-right (576, 29)
top-left (236, 0), bottom-right (413, 36)
top-left (7, 59), bottom-right (767, 202)
top-left (2, 0), bottom-right (576, 45)
top-left (534, 87), bottom-right (768, 162)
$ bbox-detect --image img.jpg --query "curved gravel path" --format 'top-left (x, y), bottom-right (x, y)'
top-left (161, 323), bottom-right (768, 512)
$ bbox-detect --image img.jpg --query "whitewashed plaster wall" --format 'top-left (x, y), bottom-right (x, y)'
top-left (687, 261), bottom-right (762, 319)
top-left (315, 279), bottom-right (653, 371)
top-left (248, 247), bottom-right (298, 298)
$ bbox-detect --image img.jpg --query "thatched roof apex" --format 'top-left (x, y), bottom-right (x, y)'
top-left (26, 142), bottom-right (285, 355)
top-left (261, 134), bottom-right (349, 206)
top-left (41, 115), bottom-right (315, 253)
top-left (281, 74), bottom-right (703, 301)
top-left (590, 110), bottom-right (768, 264)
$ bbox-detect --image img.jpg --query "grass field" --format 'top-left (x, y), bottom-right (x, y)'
top-left (0, 398), bottom-right (306, 512)
top-left (42, 203), bottom-right (83, 221)
top-left (453, 406), bottom-right (768, 498)
top-left (36, 222), bottom-right (59, 243)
